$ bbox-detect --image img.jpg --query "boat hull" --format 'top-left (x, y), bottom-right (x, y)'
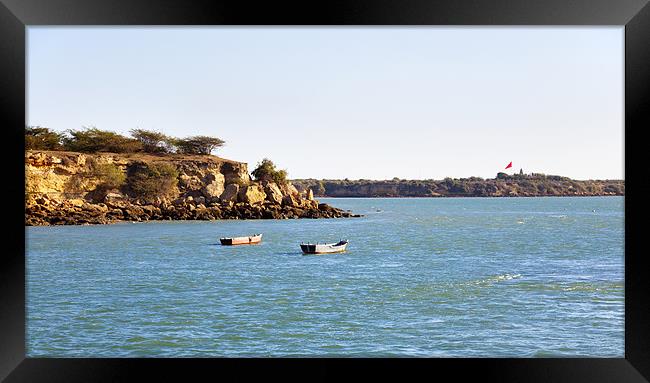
top-left (220, 234), bottom-right (262, 246)
top-left (300, 241), bottom-right (348, 254)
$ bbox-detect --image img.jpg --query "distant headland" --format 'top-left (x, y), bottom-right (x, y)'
top-left (291, 172), bottom-right (624, 198)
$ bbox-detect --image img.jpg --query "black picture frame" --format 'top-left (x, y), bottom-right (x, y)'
top-left (1, 0), bottom-right (648, 381)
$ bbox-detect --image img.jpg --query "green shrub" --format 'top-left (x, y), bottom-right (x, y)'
top-left (251, 158), bottom-right (288, 184)
top-left (63, 175), bottom-right (85, 194)
top-left (25, 126), bottom-right (63, 150)
top-left (91, 161), bottom-right (126, 190)
top-left (63, 127), bottom-right (143, 153)
top-left (127, 162), bottom-right (179, 200)
top-left (62, 160), bottom-right (126, 197)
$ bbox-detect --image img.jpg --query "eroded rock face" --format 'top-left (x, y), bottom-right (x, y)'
top-left (302, 199), bottom-right (319, 210)
top-left (202, 172), bottom-right (225, 199)
top-left (221, 162), bottom-right (251, 185)
top-left (174, 161), bottom-right (244, 200)
top-left (25, 152), bottom-right (91, 197)
top-left (25, 151), bottom-right (249, 201)
top-left (219, 184), bottom-right (239, 202)
top-left (280, 182), bottom-right (300, 197)
top-left (282, 193), bottom-right (299, 207)
top-left (264, 182), bottom-right (283, 204)
top-left (238, 184), bottom-right (266, 205)
top-left (178, 174), bottom-right (201, 189)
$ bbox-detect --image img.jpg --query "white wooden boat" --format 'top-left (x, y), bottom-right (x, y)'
top-left (300, 240), bottom-right (348, 254)
top-left (220, 233), bottom-right (262, 245)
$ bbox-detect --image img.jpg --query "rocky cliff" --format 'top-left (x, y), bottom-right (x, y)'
top-left (25, 151), bottom-right (360, 226)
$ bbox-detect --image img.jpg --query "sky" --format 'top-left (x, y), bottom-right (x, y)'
top-left (27, 27), bottom-right (624, 180)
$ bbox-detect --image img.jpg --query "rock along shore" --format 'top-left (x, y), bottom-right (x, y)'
top-left (25, 151), bottom-right (361, 226)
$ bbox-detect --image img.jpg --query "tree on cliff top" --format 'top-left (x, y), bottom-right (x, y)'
top-left (63, 127), bottom-right (143, 153)
top-left (251, 158), bottom-right (288, 185)
top-left (25, 126), bottom-right (64, 150)
top-left (130, 129), bottom-right (171, 153)
top-left (173, 136), bottom-right (225, 155)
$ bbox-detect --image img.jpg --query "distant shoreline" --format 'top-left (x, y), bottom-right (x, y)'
top-left (291, 175), bottom-right (624, 198)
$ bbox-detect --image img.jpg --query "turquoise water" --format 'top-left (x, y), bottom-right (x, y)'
top-left (26, 197), bottom-right (624, 357)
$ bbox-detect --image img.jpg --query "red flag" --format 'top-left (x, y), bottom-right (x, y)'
top-left (505, 161), bottom-right (512, 169)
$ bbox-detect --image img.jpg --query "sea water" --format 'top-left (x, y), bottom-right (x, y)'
top-left (26, 197), bottom-right (624, 357)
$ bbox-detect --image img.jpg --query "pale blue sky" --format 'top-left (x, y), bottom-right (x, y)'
top-left (27, 27), bottom-right (623, 180)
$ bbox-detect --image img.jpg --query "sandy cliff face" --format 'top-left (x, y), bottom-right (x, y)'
top-left (25, 151), bottom-right (359, 225)
top-left (25, 151), bottom-right (250, 201)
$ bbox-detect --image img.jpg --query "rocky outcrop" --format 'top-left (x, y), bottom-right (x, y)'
top-left (25, 193), bottom-right (358, 226)
top-left (201, 173), bottom-right (225, 199)
top-left (219, 183), bottom-right (239, 202)
top-left (282, 193), bottom-right (300, 207)
top-left (25, 150), bottom-right (361, 226)
top-left (264, 182), bottom-right (283, 204)
top-left (237, 184), bottom-right (266, 205)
